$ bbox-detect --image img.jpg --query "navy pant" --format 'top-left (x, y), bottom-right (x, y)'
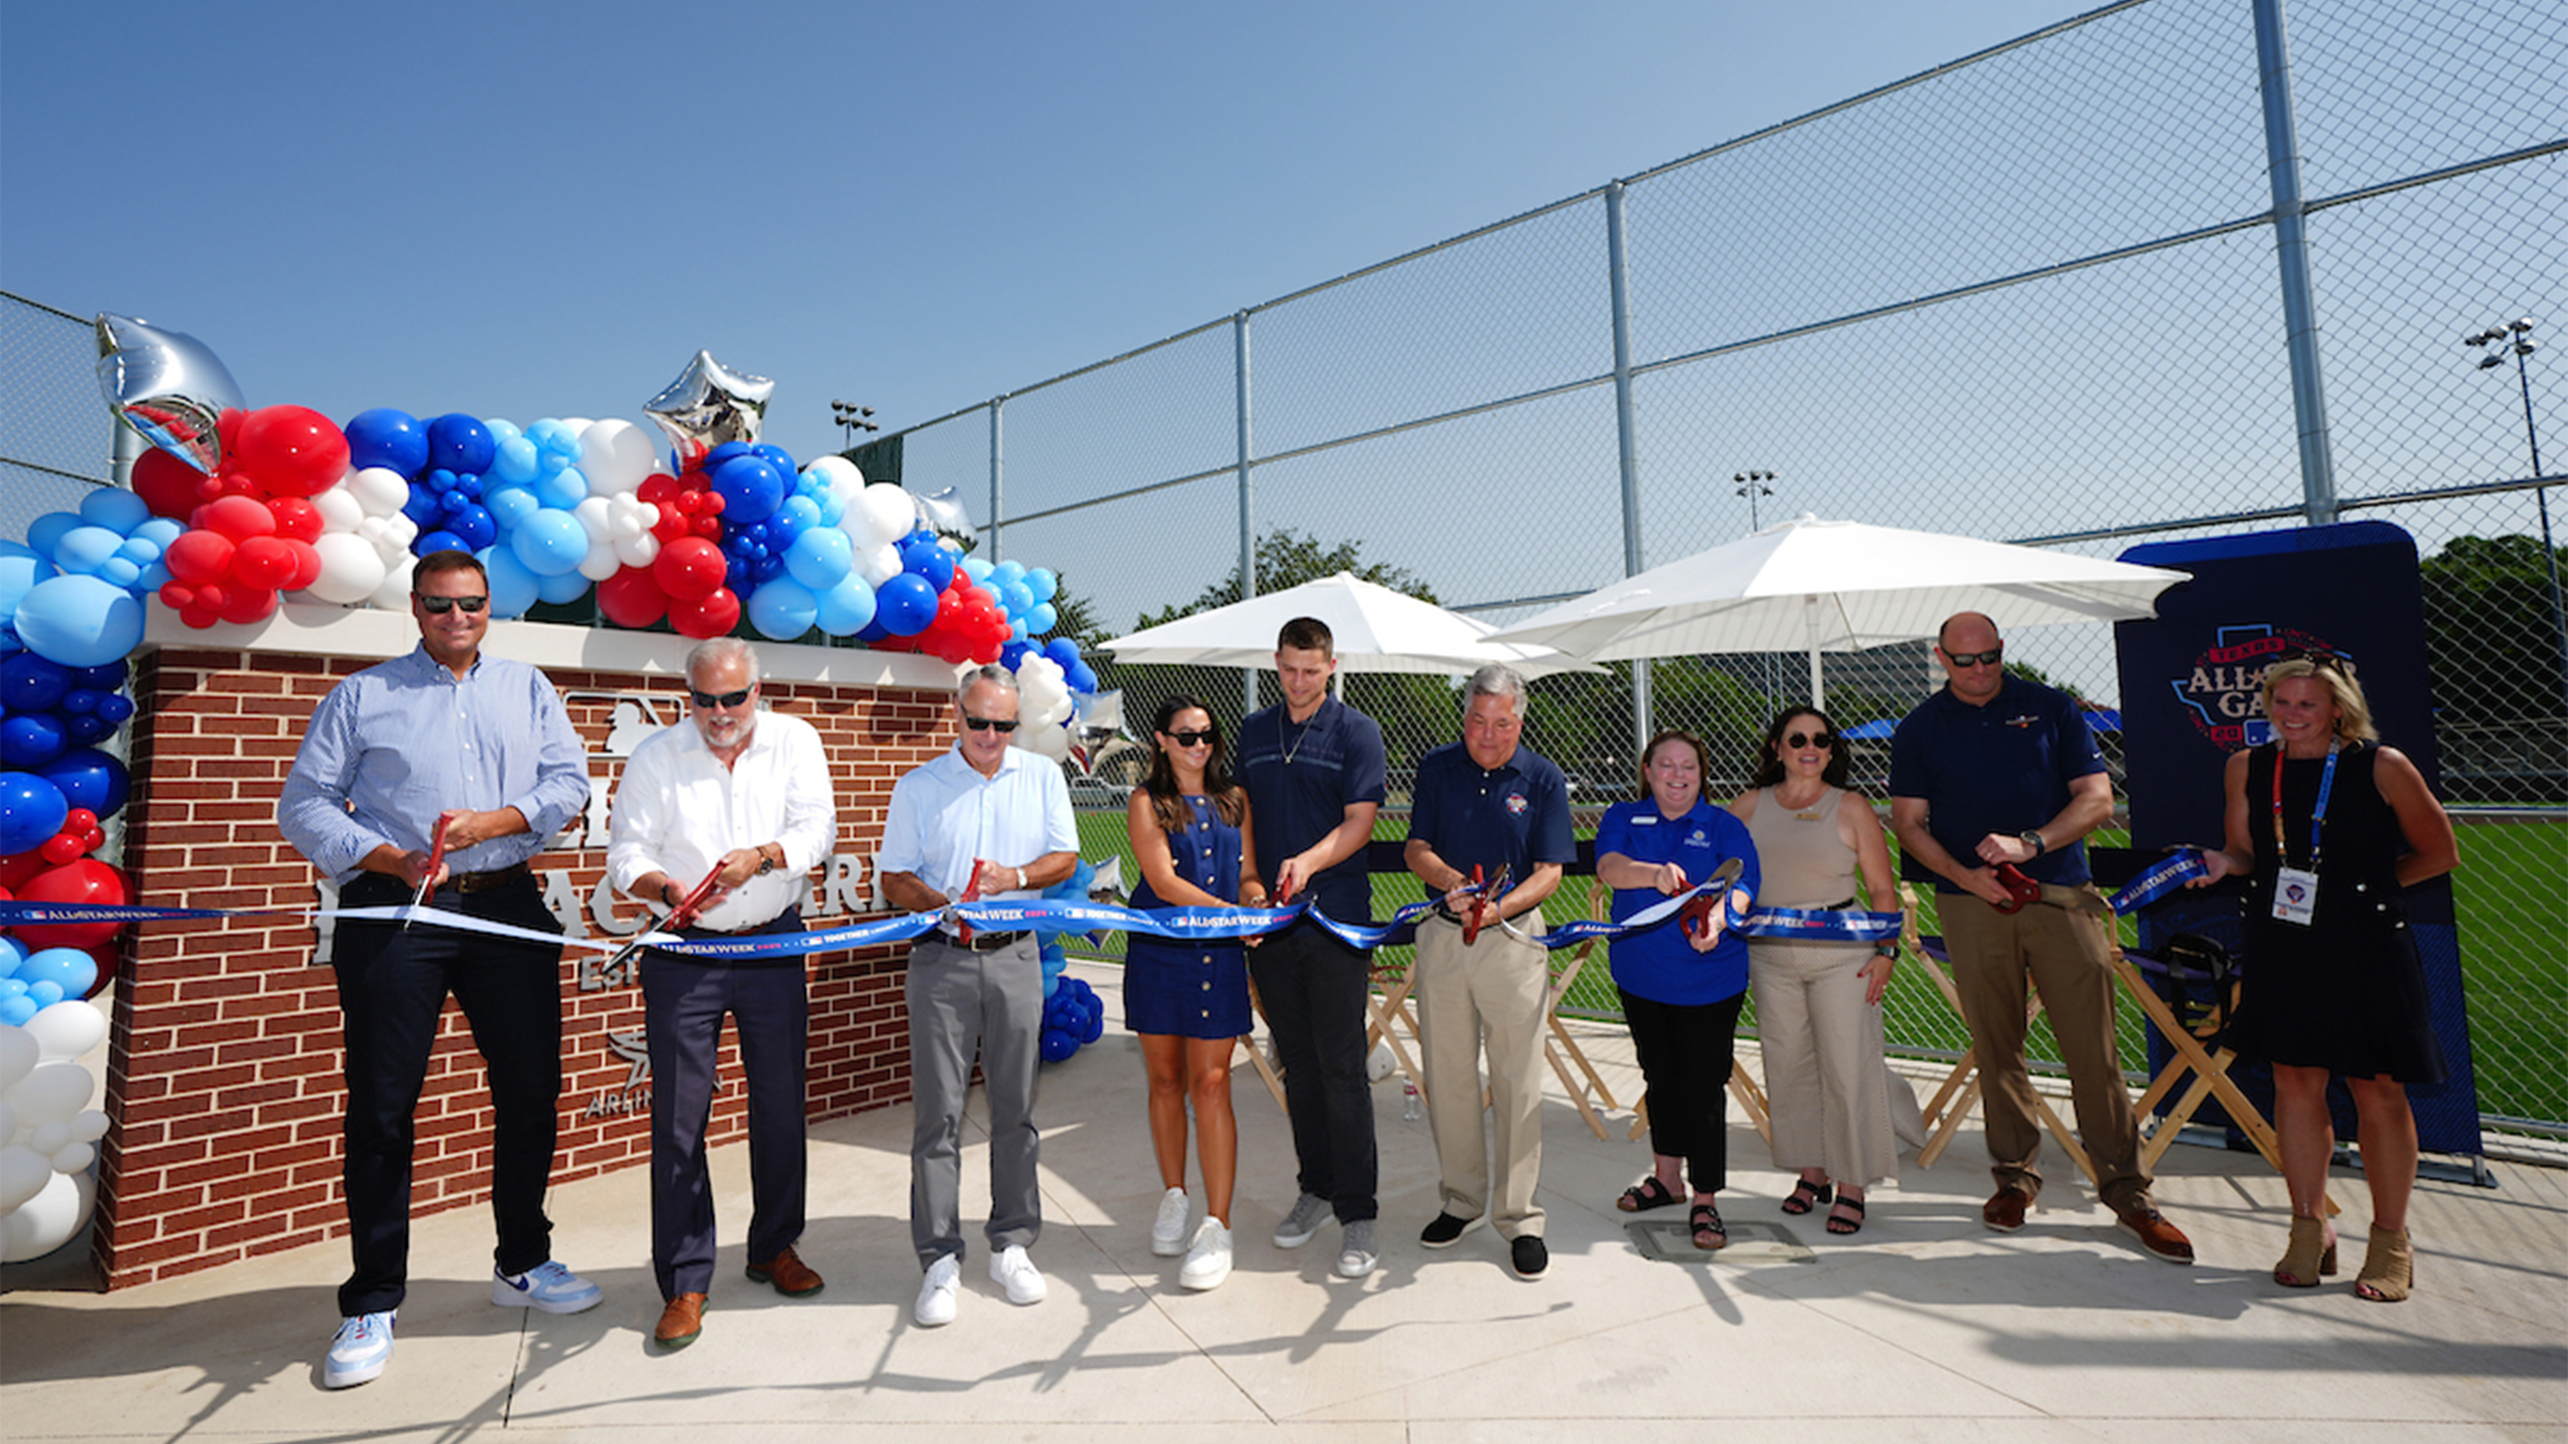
top-left (1249, 924), bottom-right (1379, 1223)
top-left (332, 871), bottom-right (563, 1317)
top-left (1619, 987), bottom-right (1745, 1195)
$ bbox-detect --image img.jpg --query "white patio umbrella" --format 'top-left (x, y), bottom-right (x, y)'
top-left (1482, 515), bottom-right (2188, 706)
top-left (1102, 571), bottom-right (1601, 678)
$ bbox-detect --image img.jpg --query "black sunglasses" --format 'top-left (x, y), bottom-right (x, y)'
top-left (415, 594), bottom-right (489, 614)
top-left (1785, 730), bottom-right (1835, 749)
top-left (1165, 729), bottom-right (1216, 747)
top-left (963, 714), bottom-right (1021, 733)
top-left (689, 687), bottom-right (753, 709)
top-left (1942, 647), bottom-right (2004, 668)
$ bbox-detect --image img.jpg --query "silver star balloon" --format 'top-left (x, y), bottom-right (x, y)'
top-left (913, 485), bottom-right (979, 552)
top-left (95, 313), bottom-right (247, 475)
top-left (643, 349), bottom-right (774, 470)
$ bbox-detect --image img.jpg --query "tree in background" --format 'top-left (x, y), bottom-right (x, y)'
top-left (2420, 533), bottom-right (2568, 724)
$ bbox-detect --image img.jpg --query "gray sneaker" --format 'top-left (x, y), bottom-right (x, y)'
top-left (1272, 1192), bottom-right (1332, 1249)
top-left (1335, 1219), bottom-right (1378, 1278)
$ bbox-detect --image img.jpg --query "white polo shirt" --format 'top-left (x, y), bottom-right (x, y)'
top-left (879, 743), bottom-right (1076, 903)
top-left (606, 708), bottom-right (838, 932)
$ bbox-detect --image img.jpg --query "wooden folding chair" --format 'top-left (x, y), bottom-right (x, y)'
top-left (1901, 885), bottom-right (2097, 1184)
top-left (1236, 971), bottom-right (1290, 1114)
top-left (1535, 879), bottom-right (1621, 1140)
top-left (1362, 942), bottom-right (1431, 1103)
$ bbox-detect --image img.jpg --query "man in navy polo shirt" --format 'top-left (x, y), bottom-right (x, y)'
top-left (1236, 617), bottom-right (1391, 1279)
top-left (1888, 611), bottom-right (2192, 1264)
top-left (1404, 663), bottom-right (1573, 1279)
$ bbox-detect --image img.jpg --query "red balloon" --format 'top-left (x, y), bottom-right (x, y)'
top-left (217, 584), bottom-right (279, 625)
top-left (0, 848), bottom-right (46, 891)
top-left (596, 566), bottom-right (668, 629)
top-left (82, 941), bottom-right (119, 999)
top-left (692, 516), bottom-right (722, 539)
top-left (199, 493), bottom-right (277, 542)
top-left (62, 809), bottom-right (98, 835)
top-left (232, 404), bottom-right (352, 497)
top-left (969, 632), bottom-right (1004, 665)
top-left (131, 447), bottom-right (207, 518)
top-left (216, 406), bottom-right (245, 455)
top-left (673, 491), bottom-right (703, 516)
top-left (281, 538), bottom-right (324, 591)
top-left (669, 587), bottom-right (740, 639)
top-left (637, 474), bottom-right (680, 507)
top-left (163, 529), bottom-right (236, 584)
top-left (700, 492), bottom-right (725, 516)
top-left (231, 535), bottom-right (302, 589)
top-left (205, 470), bottom-right (260, 500)
top-left (267, 496), bottom-right (324, 542)
top-left (652, 536), bottom-right (727, 602)
top-left (13, 857), bottom-right (129, 948)
top-left (40, 833), bottom-right (83, 866)
top-left (650, 514), bottom-right (690, 543)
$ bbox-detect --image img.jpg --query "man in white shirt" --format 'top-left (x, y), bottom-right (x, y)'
top-left (607, 638), bottom-right (838, 1349)
top-left (879, 663), bottom-right (1078, 1327)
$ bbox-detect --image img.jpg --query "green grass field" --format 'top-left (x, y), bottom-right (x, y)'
top-left (1069, 807), bottom-right (2565, 1126)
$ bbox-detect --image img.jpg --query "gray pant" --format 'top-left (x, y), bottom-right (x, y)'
top-left (906, 933), bottom-right (1044, 1269)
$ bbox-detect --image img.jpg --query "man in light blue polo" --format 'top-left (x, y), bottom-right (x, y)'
top-left (879, 663), bottom-right (1078, 1327)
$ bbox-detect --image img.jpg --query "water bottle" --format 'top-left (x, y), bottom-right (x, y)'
top-left (1402, 1079), bottom-right (1423, 1121)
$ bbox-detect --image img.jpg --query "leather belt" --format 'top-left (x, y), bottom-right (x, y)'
top-left (951, 930), bottom-right (1026, 953)
top-left (446, 862), bottom-right (531, 895)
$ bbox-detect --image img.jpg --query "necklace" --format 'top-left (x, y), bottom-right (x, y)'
top-left (1281, 708), bottom-right (1315, 765)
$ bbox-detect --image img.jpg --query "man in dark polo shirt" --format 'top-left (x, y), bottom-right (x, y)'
top-left (1235, 616), bottom-right (1391, 1279)
top-left (1887, 611), bottom-right (2193, 1264)
top-left (1403, 663), bottom-right (1573, 1280)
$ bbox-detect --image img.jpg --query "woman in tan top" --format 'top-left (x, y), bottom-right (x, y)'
top-left (1730, 706), bottom-right (1899, 1236)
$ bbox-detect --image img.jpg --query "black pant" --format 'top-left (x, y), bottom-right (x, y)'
top-left (645, 912), bottom-right (809, 1300)
top-left (1249, 924), bottom-right (1378, 1222)
top-left (1619, 987), bottom-right (1745, 1194)
top-left (332, 871), bottom-right (563, 1316)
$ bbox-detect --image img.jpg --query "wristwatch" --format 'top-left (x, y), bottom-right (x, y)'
top-left (756, 845), bottom-right (777, 876)
top-left (2018, 829), bottom-right (2046, 858)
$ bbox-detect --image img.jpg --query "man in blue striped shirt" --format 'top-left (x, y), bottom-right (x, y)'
top-left (278, 550), bottom-right (597, 1390)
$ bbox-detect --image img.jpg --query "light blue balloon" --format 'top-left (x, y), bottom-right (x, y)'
top-left (52, 526), bottom-right (127, 575)
top-left (509, 510), bottom-right (589, 577)
top-left (485, 486), bottom-right (542, 532)
top-left (1025, 601), bottom-right (1057, 636)
top-left (536, 569), bottom-right (593, 604)
top-left (1011, 617), bottom-right (1029, 641)
top-left (990, 560), bottom-right (1025, 587)
top-left (484, 418), bottom-right (522, 443)
top-left (16, 575), bottom-right (145, 667)
top-left (24, 980), bottom-right (62, 1008)
top-left (481, 546), bottom-right (541, 617)
top-left (1001, 580), bottom-right (1034, 617)
top-left (0, 994), bottom-right (36, 1027)
top-left (98, 558), bottom-right (143, 590)
top-left (747, 577), bottom-right (820, 640)
top-left (114, 535), bottom-right (164, 566)
top-left (135, 560), bottom-right (173, 592)
top-left (526, 419), bottom-right (581, 460)
top-left (533, 465), bottom-right (588, 510)
top-left (1026, 567), bottom-right (1058, 603)
top-left (814, 575), bottom-right (877, 637)
top-left (490, 435), bottom-right (541, 486)
top-left (80, 487), bottom-right (152, 534)
top-left (963, 557), bottom-right (994, 582)
top-left (24, 513), bottom-right (82, 559)
top-left (18, 947), bottom-right (97, 998)
top-left (784, 526), bottom-right (853, 590)
top-left (777, 494), bottom-right (822, 532)
top-left (132, 517), bottom-right (184, 549)
top-left (0, 935), bottom-right (25, 976)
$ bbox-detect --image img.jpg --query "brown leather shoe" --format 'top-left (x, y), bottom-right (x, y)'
top-left (745, 1246), bottom-right (825, 1297)
top-left (2117, 1207), bottom-right (2195, 1264)
top-left (1982, 1189), bottom-right (2029, 1232)
top-left (654, 1292), bottom-right (706, 1349)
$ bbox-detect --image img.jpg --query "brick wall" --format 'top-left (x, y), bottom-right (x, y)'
top-left (93, 626), bottom-right (956, 1290)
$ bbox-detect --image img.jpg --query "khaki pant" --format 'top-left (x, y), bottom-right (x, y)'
top-left (1414, 914), bottom-right (1548, 1239)
top-left (1940, 886), bottom-right (2151, 1216)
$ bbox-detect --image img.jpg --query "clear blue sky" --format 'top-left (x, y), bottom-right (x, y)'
top-left (3, 0), bottom-right (2078, 467)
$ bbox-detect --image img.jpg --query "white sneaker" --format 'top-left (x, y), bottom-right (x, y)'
top-left (1150, 1187), bottom-right (1191, 1257)
top-left (491, 1260), bottom-right (602, 1315)
top-left (322, 1310), bottom-right (395, 1389)
top-left (1179, 1218), bottom-right (1233, 1290)
top-left (1336, 1219), bottom-right (1379, 1279)
top-left (989, 1245), bottom-right (1047, 1305)
top-left (914, 1254), bottom-right (960, 1326)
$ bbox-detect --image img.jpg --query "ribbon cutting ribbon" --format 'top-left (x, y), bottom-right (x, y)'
top-left (1679, 857), bottom-right (1747, 943)
top-left (399, 815), bottom-right (452, 931)
top-left (2107, 848), bottom-right (2208, 915)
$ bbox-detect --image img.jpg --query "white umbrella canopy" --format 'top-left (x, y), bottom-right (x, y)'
top-left (1103, 571), bottom-right (1602, 678)
top-left (1483, 515), bottom-right (2188, 705)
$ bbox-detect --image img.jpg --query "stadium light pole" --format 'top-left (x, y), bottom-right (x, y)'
top-left (2465, 318), bottom-right (2567, 719)
top-left (831, 399), bottom-right (878, 451)
top-left (1734, 469), bottom-right (1775, 532)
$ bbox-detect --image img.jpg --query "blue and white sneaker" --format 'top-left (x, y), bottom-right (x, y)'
top-left (491, 1260), bottom-right (603, 1315)
top-left (323, 1310), bottom-right (395, 1389)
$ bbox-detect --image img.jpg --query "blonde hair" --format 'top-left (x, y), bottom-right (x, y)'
top-left (2260, 657), bottom-right (2377, 742)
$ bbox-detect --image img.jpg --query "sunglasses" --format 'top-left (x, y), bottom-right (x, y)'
top-left (689, 687), bottom-right (753, 709)
top-left (963, 714), bottom-right (1021, 733)
top-left (415, 594), bottom-right (489, 614)
top-left (1785, 731), bottom-right (1835, 750)
top-left (1942, 647), bottom-right (2004, 668)
top-left (1164, 729), bottom-right (1216, 747)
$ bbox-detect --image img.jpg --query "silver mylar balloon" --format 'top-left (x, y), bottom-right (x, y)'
top-left (913, 485), bottom-right (979, 552)
top-left (95, 313), bottom-right (246, 475)
top-left (643, 349), bottom-right (773, 470)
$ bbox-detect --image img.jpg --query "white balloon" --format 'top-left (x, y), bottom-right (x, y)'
top-left (345, 466), bottom-right (412, 518)
top-left (300, 533), bottom-right (389, 607)
top-left (369, 556), bottom-right (417, 611)
top-left (28, 1121), bottom-right (69, 1155)
top-left (1015, 719), bottom-right (1072, 760)
top-left (612, 532), bottom-right (661, 569)
top-left (577, 538), bottom-right (622, 583)
top-left (0, 1026), bottom-right (35, 1091)
top-left (6, 1062), bottom-right (95, 1127)
top-left (21, 1001), bottom-right (107, 1063)
top-left (578, 418), bottom-right (657, 496)
top-left (312, 484), bottom-right (365, 533)
top-left (0, 1169), bottom-right (94, 1263)
top-left (853, 543), bottom-right (903, 587)
top-left (0, 1147), bottom-right (48, 1215)
top-left (0, 1101), bottom-right (16, 1144)
top-left (47, 1141), bottom-right (93, 1175)
top-left (572, 495), bottom-right (615, 543)
top-left (803, 455), bottom-right (863, 494)
top-left (844, 484), bottom-right (917, 550)
top-left (67, 1109), bottom-right (107, 1144)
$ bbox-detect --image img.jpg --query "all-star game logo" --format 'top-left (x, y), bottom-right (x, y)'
top-left (2167, 624), bottom-right (2348, 748)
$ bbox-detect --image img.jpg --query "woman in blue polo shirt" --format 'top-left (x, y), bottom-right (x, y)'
top-left (1595, 728), bottom-right (1759, 1250)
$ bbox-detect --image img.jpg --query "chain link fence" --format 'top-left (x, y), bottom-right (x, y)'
top-left (873, 0), bottom-right (2567, 1142)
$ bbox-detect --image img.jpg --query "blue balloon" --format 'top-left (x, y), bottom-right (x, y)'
top-left (526, 418), bottom-right (582, 461)
top-left (1044, 638), bottom-right (1083, 668)
top-left (15, 575), bottom-right (144, 668)
top-left (484, 486), bottom-right (541, 533)
top-left (1, 653), bottom-right (72, 712)
top-left (1000, 640), bottom-right (1032, 672)
top-left (78, 487), bottom-right (152, 534)
top-left (750, 443), bottom-right (797, 474)
top-left (704, 441), bottom-right (755, 471)
top-left (963, 557), bottom-right (994, 583)
top-left (898, 534), bottom-right (956, 593)
top-left (96, 554), bottom-right (141, 589)
top-left (25, 512), bottom-right (82, 559)
top-left (41, 747), bottom-right (129, 817)
top-left (1066, 661), bottom-right (1099, 694)
top-left (93, 693), bottom-right (135, 726)
top-left (874, 573), bottom-right (939, 637)
top-left (535, 569), bottom-right (593, 605)
top-left (0, 995), bottom-right (37, 1027)
top-left (784, 527), bottom-right (853, 590)
top-left (710, 455), bottom-right (787, 525)
top-left (990, 560), bottom-right (1026, 587)
top-left (62, 713), bottom-right (116, 745)
top-left (1039, 1028), bottom-right (1079, 1064)
top-left (129, 519), bottom-right (183, 551)
top-left (1, 714), bottom-right (67, 769)
top-left (17, 947), bottom-right (96, 998)
top-left (533, 465), bottom-right (588, 511)
top-left (74, 661), bottom-right (126, 690)
top-left (0, 770), bottom-right (69, 852)
top-left (489, 434), bottom-right (540, 486)
top-left (777, 494), bottom-right (822, 533)
top-left (427, 413), bottom-right (496, 474)
top-left (481, 546), bottom-right (541, 618)
top-left (814, 575), bottom-right (877, 637)
top-left (346, 408), bottom-right (431, 475)
top-left (855, 617), bottom-right (892, 644)
top-left (447, 504), bottom-right (499, 551)
top-left (414, 530), bottom-right (469, 559)
top-left (0, 554), bottom-right (57, 621)
top-left (1026, 567), bottom-right (1058, 603)
top-left (400, 486), bottom-right (444, 526)
top-left (0, 935), bottom-right (22, 976)
top-left (746, 577), bottom-right (820, 640)
top-left (509, 510), bottom-right (589, 577)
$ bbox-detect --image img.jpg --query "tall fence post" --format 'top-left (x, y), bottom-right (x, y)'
top-left (2254, 0), bottom-right (2339, 526)
top-left (1236, 310), bottom-right (1258, 713)
top-left (987, 397), bottom-right (1005, 564)
top-left (1606, 180), bottom-right (1652, 754)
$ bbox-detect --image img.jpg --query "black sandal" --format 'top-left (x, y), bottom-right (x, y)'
top-left (1780, 1178), bottom-right (1833, 1216)
top-left (1826, 1196), bottom-right (1866, 1236)
top-left (1616, 1176), bottom-right (1681, 1213)
top-left (1690, 1202), bottom-right (1728, 1251)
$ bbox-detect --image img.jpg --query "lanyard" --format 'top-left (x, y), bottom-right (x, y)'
top-left (2269, 740), bottom-right (2341, 870)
